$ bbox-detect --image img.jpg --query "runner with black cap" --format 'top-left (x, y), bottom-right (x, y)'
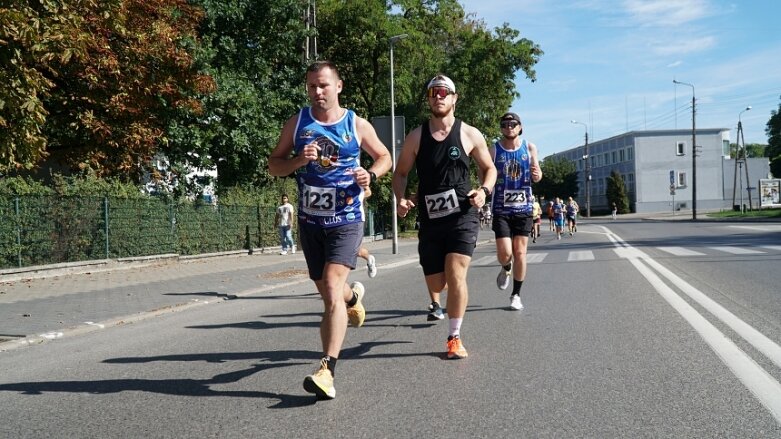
top-left (490, 112), bottom-right (543, 310)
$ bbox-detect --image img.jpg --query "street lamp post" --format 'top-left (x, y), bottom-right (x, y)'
top-left (673, 80), bottom-right (696, 220)
top-left (734, 106), bottom-right (752, 212)
top-left (389, 34), bottom-right (407, 254)
top-left (571, 120), bottom-right (590, 217)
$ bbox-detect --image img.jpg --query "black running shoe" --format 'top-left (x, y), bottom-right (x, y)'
top-left (427, 302), bottom-right (445, 321)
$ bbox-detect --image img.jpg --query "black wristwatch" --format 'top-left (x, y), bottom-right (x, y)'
top-left (369, 171), bottom-right (377, 184)
top-left (480, 186), bottom-right (491, 198)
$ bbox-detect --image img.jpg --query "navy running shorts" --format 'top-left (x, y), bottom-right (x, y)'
top-left (299, 221), bottom-right (364, 281)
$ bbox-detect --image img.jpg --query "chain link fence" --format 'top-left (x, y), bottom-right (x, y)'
top-left (0, 195), bottom-right (390, 270)
top-left (0, 196), bottom-right (283, 269)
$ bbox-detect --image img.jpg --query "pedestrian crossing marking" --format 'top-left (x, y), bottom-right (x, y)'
top-left (472, 256), bottom-right (496, 267)
top-left (657, 246), bottom-right (706, 256)
top-left (567, 251), bottom-right (595, 261)
top-left (729, 225), bottom-right (781, 232)
top-left (471, 245), bottom-right (779, 266)
top-left (709, 246), bottom-right (765, 255)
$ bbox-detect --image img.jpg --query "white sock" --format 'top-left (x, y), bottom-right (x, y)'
top-left (449, 318), bottom-right (462, 338)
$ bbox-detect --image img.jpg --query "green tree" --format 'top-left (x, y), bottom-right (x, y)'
top-left (606, 169), bottom-right (630, 214)
top-left (0, 0), bottom-right (102, 172)
top-left (39, 0), bottom-right (213, 180)
top-left (729, 142), bottom-right (766, 159)
top-left (534, 156), bottom-right (578, 201)
top-left (167, 0), bottom-right (310, 190)
top-left (766, 96), bottom-right (781, 178)
top-left (317, 0), bottom-right (544, 118)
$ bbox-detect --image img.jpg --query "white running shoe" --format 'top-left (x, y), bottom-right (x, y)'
top-left (510, 295), bottom-right (523, 310)
top-left (496, 266), bottom-right (511, 290)
top-left (367, 255), bottom-right (377, 278)
top-left (280, 250), bottom-right (288, 255)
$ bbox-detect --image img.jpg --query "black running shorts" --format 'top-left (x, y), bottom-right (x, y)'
top-left (299, 221), bottom-right (363, 281)
top-left (417, 212), bottom-right (479, 275)
top-left (492, 214), bottom-right (533, 239)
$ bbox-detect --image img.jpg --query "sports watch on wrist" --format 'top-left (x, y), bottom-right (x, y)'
top-left (369, 171), bottom-right (377, 184)
top-left (480, 186), bottom-right (491, 198)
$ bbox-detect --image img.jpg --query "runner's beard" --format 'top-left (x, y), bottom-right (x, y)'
top-left (430, 102), bottom-right (453, 118)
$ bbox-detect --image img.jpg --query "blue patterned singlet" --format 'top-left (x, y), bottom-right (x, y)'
top-left (492, 139), bottom-right (534, 216)
top-left (293, 107), bottom-right (365, 228)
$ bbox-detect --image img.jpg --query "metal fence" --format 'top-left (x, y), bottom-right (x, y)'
top-left (0, 195), bottom-right (392, 270)
top-left (0, 196), bottom-right (281, 269)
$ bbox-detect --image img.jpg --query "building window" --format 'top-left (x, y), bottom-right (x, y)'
top-left (676, 141), bottom-right (685, 156)
top-left (628, 147), bottom-right (634, 161)
top-left (619, 149), bottom-right (625, 162)
top-left (722, 139), bottom-right (730, 157)
top-left (677, 171), bottom-right (687, 187)
top-left (612, 151), bottom-right (618, 164)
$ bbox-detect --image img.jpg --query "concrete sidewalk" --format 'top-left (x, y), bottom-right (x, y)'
top-left (0, 237), bottom-right (425, 351)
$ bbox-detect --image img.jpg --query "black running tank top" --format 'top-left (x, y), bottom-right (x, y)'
top-left (416, 119), bottom-right (474, 224)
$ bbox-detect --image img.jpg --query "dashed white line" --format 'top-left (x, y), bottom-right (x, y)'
top-left (656, 246), bottom-right (706, 256)
top-left (709, 246), bottom-right (765, 255)
top-left (567, 251), bottom-right (595, 261)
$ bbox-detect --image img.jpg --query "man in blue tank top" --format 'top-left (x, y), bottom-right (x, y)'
top-left (269, 60), bottom-right (391, 400)
top-left (490, 112), bottom-right (543, 310)
top-left (392, 74), bottom-right (497, 360)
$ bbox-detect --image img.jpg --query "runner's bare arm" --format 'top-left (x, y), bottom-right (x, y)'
top-left (269, 114), bottom-right (317, 176)
top-left (529, 141), bottom-right (543, 183)
top-left (392, 127), bottom-right (421, 217)
top-left (464, 125), bottom-right (496, 207)
top-left (353, 117), bottom-right (392, 188)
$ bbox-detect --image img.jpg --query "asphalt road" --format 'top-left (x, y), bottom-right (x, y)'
top-left (1, 219), bottom-right (780, 438)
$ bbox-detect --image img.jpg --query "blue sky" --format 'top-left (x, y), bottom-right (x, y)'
top-left (458, 0), bottom-right (781, 158)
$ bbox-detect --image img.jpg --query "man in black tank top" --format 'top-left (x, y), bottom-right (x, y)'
top-left (392, 74), bottom-right (497, 360)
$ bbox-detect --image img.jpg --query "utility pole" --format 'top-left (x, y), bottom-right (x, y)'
top-left (732, 106), bottom-right (753, 211)
top-left (673, 80), bottom-right (696, 220)
top-left (388, 34), bottom-right (407, 254)
top-left (303, 0), bottom-right (317, 61)
top-left (571, 120), bottom-right (590, 217)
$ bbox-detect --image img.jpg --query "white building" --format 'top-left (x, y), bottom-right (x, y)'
top-left (550, 129), bottom-right (771, 214)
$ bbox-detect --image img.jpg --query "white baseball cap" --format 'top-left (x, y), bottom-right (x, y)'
top-left (426, 75), bottom-right (456, 93)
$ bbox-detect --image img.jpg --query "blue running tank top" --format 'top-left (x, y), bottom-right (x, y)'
top-left (492, 139), bottom-right (534, 216)
top-left (293, 107), bottom-right (365, 228)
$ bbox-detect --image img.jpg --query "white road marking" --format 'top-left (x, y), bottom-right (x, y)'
top-left (709, 246), bottom-right (765, 255)
top-left (729, 225), bottom-right (781, 232)
top-left (472, 256), bottom-right (497, 267)
top-left (760, 245), bottom-right (781, 252)
top-left (527, 253), bottom-right (548, 264)
top-left (656, 246), bottom-right (706, 256)
top-left (602, 226), bottom-right (781, 423)
top-left (567, 251), bottom-right (595, 261)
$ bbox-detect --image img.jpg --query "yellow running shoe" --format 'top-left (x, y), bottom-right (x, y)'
top-left (446, 336), bottom-right (468, 359)
top-left (303, 359), bottom-right (336, 399)
top-left (346, 281), bottom-right (366, 327)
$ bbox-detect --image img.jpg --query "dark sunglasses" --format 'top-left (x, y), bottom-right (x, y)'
top-left (500, 121), bottom-right (520, 129)
top-left (427, 87), bottom-right (454, 99)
